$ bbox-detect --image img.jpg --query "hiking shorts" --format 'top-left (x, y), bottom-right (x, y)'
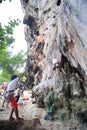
top-left (10, 95), bottom-right (18, 109)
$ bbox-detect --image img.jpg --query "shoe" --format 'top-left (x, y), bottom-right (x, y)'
top-left (9, 117), bottom-right (15, 122)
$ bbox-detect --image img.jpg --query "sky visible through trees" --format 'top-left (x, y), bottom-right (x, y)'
top-left (0, 0), bottom-right (27, 82)
top-left (0, 0), bottom-right (27, 54)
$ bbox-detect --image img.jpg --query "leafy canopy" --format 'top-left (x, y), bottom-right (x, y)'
top-left (0, 0), bottom-right (12, 3)
top-left (0, 1), bottom-right (27, 84)
top-left (0, 19), bottom-right (19, 50)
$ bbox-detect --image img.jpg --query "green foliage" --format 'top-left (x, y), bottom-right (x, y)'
top-left (0, 51), bottom-right (26, 76)
top-left (44, 91), bottom-right (57, 120)
top-left (0, 19), bottom-right (19, 50)
top-left (0, 0), bottom-right (3, 3)
top-left (0, 0), bottom-right (26, 84)
top-left (0, 71), bottom-right (10, 84)
top-left (0, 16), bottom-right (23, 83)
top-left (0, 0), bottom-right (12, 3)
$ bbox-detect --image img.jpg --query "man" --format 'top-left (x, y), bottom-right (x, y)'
top-left (5, 74), bottom-right (23, 122)
top-left (52, 58), bottom-right (66, 74)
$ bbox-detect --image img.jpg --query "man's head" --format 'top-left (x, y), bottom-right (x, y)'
top-left (11, 74), bottom-right (17, 81)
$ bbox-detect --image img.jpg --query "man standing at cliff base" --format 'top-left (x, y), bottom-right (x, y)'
top-left (5, 74), bottom-right (23, 122)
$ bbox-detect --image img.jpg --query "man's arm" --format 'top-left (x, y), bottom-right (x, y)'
top-left (61, 68), bottom-right (66, 75)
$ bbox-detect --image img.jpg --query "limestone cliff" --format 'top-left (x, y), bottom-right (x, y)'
top-left (20, 0), bottom-right (87, 128)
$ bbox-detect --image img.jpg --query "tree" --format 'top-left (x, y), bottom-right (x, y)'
top-left (0, 19), bottom-right (19, 50)
top-left (0, 50), bottom-right (26, 81)
top-left (0, 0), bottom-right (12, 3)
top-left (0, 1), bottom-right (26, 84)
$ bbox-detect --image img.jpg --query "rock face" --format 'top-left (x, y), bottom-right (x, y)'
top-left (20, 0), bottom-right (87, 126)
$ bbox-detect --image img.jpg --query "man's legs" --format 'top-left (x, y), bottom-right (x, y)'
top-left (10, 95), bottom-right (23, 121)
top-left (9, 108), bottom-right (14, 120)
top-left (9, 108), bottom-right (19, 120)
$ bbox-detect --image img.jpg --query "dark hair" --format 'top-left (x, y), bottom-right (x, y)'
top-left (11, 74), bottom-right (17, 81)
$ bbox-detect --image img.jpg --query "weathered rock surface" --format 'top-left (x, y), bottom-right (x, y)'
top-left (20, 0), bottom-right (87, 128)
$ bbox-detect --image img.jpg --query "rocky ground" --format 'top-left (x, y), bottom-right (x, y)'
top-left (0, 90), bottom-right (61, 130)
top-left (0, 90), bottom-right (87, 130)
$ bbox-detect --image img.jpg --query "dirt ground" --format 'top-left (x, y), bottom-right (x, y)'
top-left (0, 90), bottom-right (62, 130)
top-left (0, 90), bottom-right (86, 130)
